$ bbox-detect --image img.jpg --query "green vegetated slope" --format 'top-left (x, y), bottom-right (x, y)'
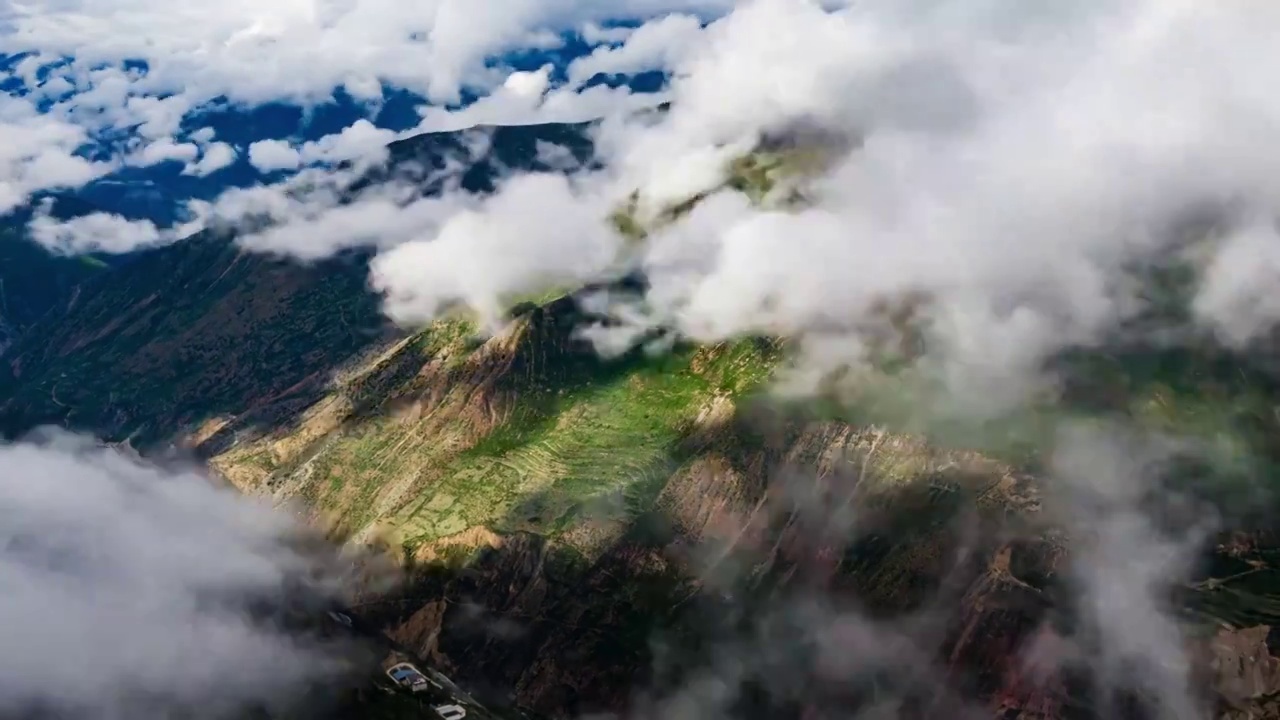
top-left (199, 127), bottom-right (844, 557)
top-left (213, 301), bottom-right (782, 556)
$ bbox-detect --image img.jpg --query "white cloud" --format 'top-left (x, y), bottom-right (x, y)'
top-left (19, 0), bottom-right (1275, 396)
top-left (189, 126), bottom-right (217, 145)
top-left (2, 0), bottom-right (732, 110)
top-left (1193, 219), bottom-right (1280, 348)
top-left (0, 429), bottom-right (358, 719)
top-left (0, 95), bottom-right (111, 213)
top-left (413, 67), bottom-right (665, 133)
top-left (180, 135), bottom-right (479, 259)
top-left (14, 0), bottom-right (1280, 404)
top-left (248, 139), bottom-right (302, 173)
top-left (224, 0), bottom-right (1280, 424)
top-left (35, 74), bottom-right (75, 100)
top-left (566, 13), bottom-right (702, 87)
top-left (235, 184), bottom-right (466, 261)
top-left (579, 21), bottom-right (637, 45)
top-left (371, 171), bottom-right (622, 330)
top-left (554, 0), bottom-right (1280, 410)
top-left (124, 93), bottom-right (193, 140)
top-left (131, 137), bottom-right (200, 167)
top-left (297, 119), bottom-right (397, 166)
top-left (411, 67), bottom-right (557, 133)
top-left (504, 66), bottom-right (554, 99)
top-left (29, 210), bottom-right (163, 254)
top-left (1046, 424), bottom-right (1214, 719)
top-left (183, 141), bottom-right (237, 176)
top-left (27, 197), bottom-right (209, 255)
top-left (247, 120), bottom-right (399, 175)
top-left (0, 0), bottom-right (730, 210)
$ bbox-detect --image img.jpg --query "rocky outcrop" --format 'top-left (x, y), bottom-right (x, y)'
top-left (344, 416), bottom-right (1038, 716)
top-left (1204, 625), bottom-right (1280, 718)
top-left (349, 415), bottom-right (1280, 720)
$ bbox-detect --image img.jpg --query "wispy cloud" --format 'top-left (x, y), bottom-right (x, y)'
top-left (3, 0), bottom-right (732, 106)
top-left (0, 0), bottom-right (729, 213)
top-left (0, 94), bottom-right (112, 213)
top-left (0, 429), bottom-right (366, 719)
top-left (38, 0), bottom-right (1280, 398)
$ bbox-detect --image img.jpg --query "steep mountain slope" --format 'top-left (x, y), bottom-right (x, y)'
top-left (0, 122), bottom-right (594, 447)
top-left (0, 220), bottom-right (107, 354)
top-left (207, 299), bottom-right (1280, 718)
top-left (5, 120), bottom-right (1280, 719)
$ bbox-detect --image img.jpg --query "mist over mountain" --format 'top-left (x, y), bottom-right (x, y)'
top-left (6, 2), bottom-right (1280, 719)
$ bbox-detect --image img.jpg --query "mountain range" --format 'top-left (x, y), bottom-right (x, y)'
top-left (4, 118), bottom-right (1280, 720)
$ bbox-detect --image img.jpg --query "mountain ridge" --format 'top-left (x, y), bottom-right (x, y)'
top-left (5, 119), bottom-right (1280, 719)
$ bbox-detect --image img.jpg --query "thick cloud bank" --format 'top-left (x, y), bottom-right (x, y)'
top-left (14, 0), bottom-right (1279, 419)
top-left (283, 0), bottom-right (1280, 418)
top-left (0, 430), bottom-right (358, 719)
top-left (66, 0), bottom-right (1273, 413)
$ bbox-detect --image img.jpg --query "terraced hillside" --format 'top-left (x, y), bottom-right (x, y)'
top-left (5, 119), bottom-right (1280, 719)
top-left (209, 303), bottom-right (779, 550)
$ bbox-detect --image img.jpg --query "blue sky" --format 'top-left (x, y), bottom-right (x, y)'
top-left (1, 43), bottom-right (663, 223)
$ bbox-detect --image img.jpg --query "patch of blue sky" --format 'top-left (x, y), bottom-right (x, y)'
top-left (6, 13), bottom-right (696, 225)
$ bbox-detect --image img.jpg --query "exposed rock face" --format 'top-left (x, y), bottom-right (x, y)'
top-left (1204, 626), bottom-right (1280, 718)
top-left (354, 422), bottom-right (1280, 720)
top-left (342, 420), bottom-right (1031, 717)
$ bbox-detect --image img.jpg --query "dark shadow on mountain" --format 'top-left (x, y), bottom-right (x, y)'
top-left (0, 122), bottom-right (600, 453)
top-left (329, 393), bottom-right (1009, 717)
top-left (0, 229), bottom-right (393, 448)
top-left (335, 406), bottom-right (1067, 720)
top-left (0, 193), bottom-right (127, 348)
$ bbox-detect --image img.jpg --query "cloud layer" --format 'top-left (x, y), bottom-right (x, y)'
top-left (3, 0), bottom-right (731, 106)
top-left (17, 0), bottom-right (1280, 410)
top-left (593, 0), bottom-right (1280, 405)
top-left (213, 0), bottom-right (1275, 423)
top-left (0, 0), bottom-right (730, 220)
top-left (0, 430), bottom-right (360, 719)
top-left (6, 2), bottom-right (1280, 718)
